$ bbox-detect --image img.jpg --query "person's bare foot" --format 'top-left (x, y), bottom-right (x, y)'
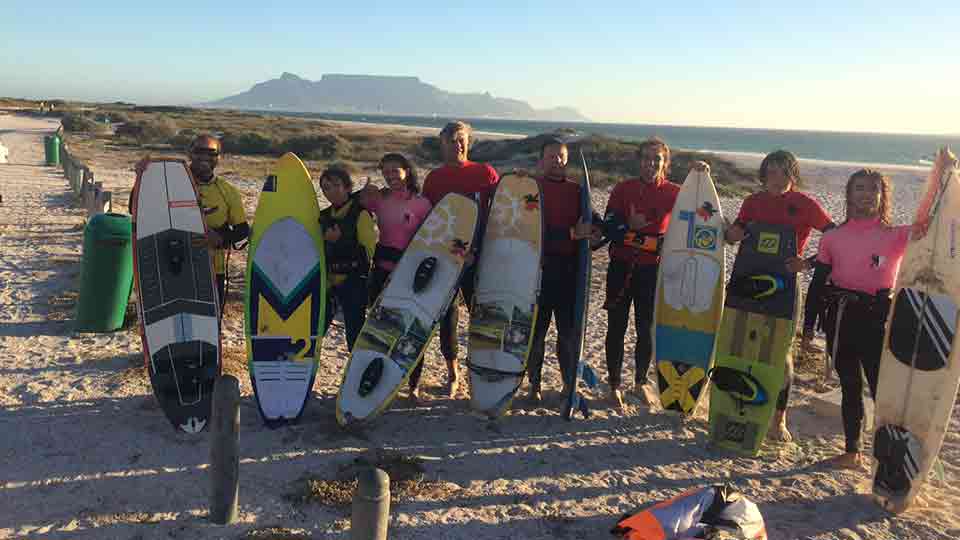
top-left (826, 452), bottom-right (863, 470)
top-left (629, 384), bottom-right (657, 407)
top-left (767, 411), bottom-right (793, 442)
top-left (527, 389), bottom-right (543, 403)
top-left (446, 377), bottom-right (460, 398)
top-left (609, 388), bottom-right (626, 411)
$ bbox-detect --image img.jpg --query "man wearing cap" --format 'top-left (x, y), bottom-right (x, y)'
top-left (131, 135), bottom-right (249, 315)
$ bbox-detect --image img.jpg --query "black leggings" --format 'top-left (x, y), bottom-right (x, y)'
top-left (604, 261), bottom-right (658, 389)
top-left (823, 292), bottom-right (889, 452)
top-left (527, 259), bottom-right (577, 390)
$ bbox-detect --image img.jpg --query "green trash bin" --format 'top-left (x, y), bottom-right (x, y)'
top-left (44, 134), bottom-right (60, 166)
top-left (75, 213), bottom-right (134, 332)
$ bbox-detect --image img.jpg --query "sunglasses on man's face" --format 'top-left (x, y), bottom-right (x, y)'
top-left (192, 149), bottom-right (220, 158)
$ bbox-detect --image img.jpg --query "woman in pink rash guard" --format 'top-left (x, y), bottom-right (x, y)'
top-left (360, 153), bottom-right (432, 399)
top-left (806, 168), bottom-right (928, 470)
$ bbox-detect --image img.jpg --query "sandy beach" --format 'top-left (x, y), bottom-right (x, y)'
top-left (0, 114), bottom-right (958, 540)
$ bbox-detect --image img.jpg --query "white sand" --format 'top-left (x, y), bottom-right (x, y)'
top-left (0, 115), bottom-right (958, 539)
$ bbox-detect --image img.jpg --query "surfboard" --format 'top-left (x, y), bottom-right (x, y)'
top-left (467, 174), bottom-right (542, 418)
top-left (562, 148), bottom-right (598, 421)
top-left (872, 148), bottom-right (960, 513)
top-left (336, 193), bottom-right (478, 426)
top-left (245, 152), bottom-right (326, 427)
top-left (709, 222), bottom-right (798, 456)
top-left (132, 159), bottom-right (220, 433)
top-left (654, 168), bottom-right (725, 416)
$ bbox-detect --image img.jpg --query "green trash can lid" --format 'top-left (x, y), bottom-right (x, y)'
top-left (86, 212), bottom-right (132, 238)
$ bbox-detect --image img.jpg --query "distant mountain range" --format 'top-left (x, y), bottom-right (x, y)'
top-left (207, 72), bottom-right (588, 122)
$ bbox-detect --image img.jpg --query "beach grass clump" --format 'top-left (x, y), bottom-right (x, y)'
top-left (279, 133), bottom-right (351, 160)
top-left (61, 112), bottom-right (107, 134)
top-left (221, 131), bottom-right (278, 155)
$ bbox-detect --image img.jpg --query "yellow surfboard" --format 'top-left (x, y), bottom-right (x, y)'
top-left (245, 153), bottom-right (326, 427)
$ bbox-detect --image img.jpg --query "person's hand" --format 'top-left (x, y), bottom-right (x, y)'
top-left (206, 228), bottom-right (224, 249)
top-left (690, 160), bottom-right (710, 173)
top-left (785, 256), bottom-right (810, 273)
top-left (324, 223), bottom-right (342, 242)
top-left (626, 204), bottom-right (648, 231)
top-left (134, 155), bottom-right (152, 175)
top-left (590, 224), bottom-right (604, 243)
top-left (571, 220), bottom-right (593, 240)
top-left (911, 219), bottom-right (930, 240)
top-left (359, 182), bottom-right (382, 207)
top-left (725, 222), bottom-right (746, 243)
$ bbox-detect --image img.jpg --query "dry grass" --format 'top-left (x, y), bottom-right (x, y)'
top-left (285, 448), bottom-right (459, 510)
top-left (240, 527), bottom-right (313, 540)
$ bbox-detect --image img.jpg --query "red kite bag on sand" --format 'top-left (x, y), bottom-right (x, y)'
top-left (611, 484), bottom-right (767, 540)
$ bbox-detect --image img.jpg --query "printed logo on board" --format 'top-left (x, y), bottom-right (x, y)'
top-left (168, 200), bottom-right (199, 209)
top-left (693, 225), bottom-right (719, 250)
top-left (757, 232), bottom-right (780, 255)
top-left (450, 238), bottom-right (470, 258)
top-left (523, 193), bottom-right (540, 211)
top-left (696, 201), bottom-right (718, 221)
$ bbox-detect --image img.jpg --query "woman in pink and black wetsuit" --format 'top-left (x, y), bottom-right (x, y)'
top-left (806, 168), bottom-right (927, 469)
top-left (360, 153), bottom-right (432, 399)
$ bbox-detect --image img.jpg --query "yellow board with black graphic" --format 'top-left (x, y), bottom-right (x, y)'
top-left (245, 153), bottom-right (326, 427)
top-left (709, 222), bottom-right (798, 456)
top-left (654, 169), bottom-right (725, 416)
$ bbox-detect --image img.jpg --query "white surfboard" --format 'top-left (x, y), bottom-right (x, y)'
top-left (336, 194), bottom-right (479, 425)
top-left (654, 168), bottom-right (725, 416)
top-left (872, 149), bottom-right (960, 513)
top-left (468, 174), bottom-right (543, 417)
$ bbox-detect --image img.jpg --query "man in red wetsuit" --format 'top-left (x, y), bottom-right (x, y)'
top-left (526, 137), bottom-right (597, 403)
top-left (421, 121), bottom-right (499, 397)
top-left (602, 137), bottom-right (682, 411)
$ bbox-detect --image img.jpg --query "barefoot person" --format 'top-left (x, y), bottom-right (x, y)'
top-left (525, 137), bottom-right (597, 402)
top-left (421, 121), bottom-right (499, 397)
top-left (318, 167), bottom-right (377, 351)
top-left (601, 137), bottom-right (681, 410)
top-left (806, 168), bottom-right (928, 468)
top-left (360, 153), bottom-right (432, 400)
top-left (724, 150), bottom-right (835, 441)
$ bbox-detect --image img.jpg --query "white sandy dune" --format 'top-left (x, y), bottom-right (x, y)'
top-left (0, 114), bottom-right (957, 539)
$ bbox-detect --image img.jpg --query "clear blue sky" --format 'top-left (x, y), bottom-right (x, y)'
top-left (2, 1), bottom-right (958, 134)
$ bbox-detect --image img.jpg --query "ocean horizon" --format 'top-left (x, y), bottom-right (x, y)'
top-left (263, 110), bottom-right (959, 168)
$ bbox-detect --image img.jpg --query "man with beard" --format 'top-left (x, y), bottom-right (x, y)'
top-left (131, 135), bottom-right (249, 315)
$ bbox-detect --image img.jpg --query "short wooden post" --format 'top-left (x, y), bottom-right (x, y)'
top-left (351, 468), bottom-right (390, 540)
top-left (209, 375), bottom-right (241, 525)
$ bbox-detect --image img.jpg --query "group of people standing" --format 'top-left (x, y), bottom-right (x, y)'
top-left (153, 121), bottom-right (932, 471)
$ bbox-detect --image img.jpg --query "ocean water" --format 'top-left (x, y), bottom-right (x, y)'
top-left (275, 111), bottom-right (959, 167)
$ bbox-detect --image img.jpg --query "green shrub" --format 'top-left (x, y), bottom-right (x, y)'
top-left (221, 131), bottom-right (277, 155)
top-left (139, 116), bottom-right (178, 143)
top-left (62, 113), bottom-right (100, 133)
top-left (281, 134), bottom-right (351, 160)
